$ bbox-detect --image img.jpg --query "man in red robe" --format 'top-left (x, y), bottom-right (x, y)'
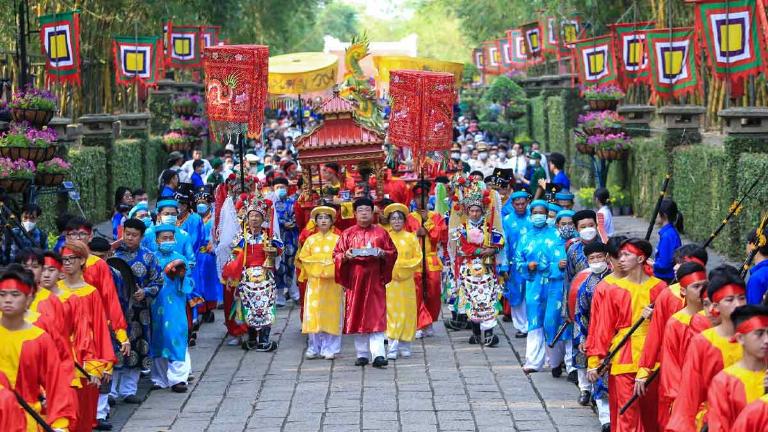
top-left (666, 265), bottom-right (747, 432)
top-left (0, 265), bottom-right (77, 432)
top-left (732, 394), bottom-right (768, 431)
top-left (333, 197), bottom-right (397, 368)
top-left (656, 261), bottom-right (711, 428)
top-left (0, 371), bottom-right (26, 432)
top-left (586, 238), bottom-right (667, 432)
top-left (705, 304), bottom-right (768, 432)
top-left (406, 181), bottom-right (448, 337)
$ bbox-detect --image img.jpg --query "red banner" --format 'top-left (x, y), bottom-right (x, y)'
top-left (203, 45), bottom-right (269, 138)
top-left (389, 70), bottom-right (455, 162)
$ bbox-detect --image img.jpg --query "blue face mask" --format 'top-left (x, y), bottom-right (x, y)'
top-left (276, 188), bottom-right (287, 199)
top-left (160, 215), bottom-right (177, 225)
top-left (531, 213), bottom-right (547, 227)
top-left (141, 216), bottom-right (152, 228)
top-left (196, 203), bottom-right (209, 215)
top-left (546, 217), bottom-right (555, 227)
top-left (158, 240), bottom-right (176, 254)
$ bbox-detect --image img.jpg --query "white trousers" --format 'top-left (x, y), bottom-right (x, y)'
top-left (110, 368), bottom-right (140, 398)
top-left (354, 332), bottom-right (385, 360)
top-left (96, 393), bottom-right (109, 420)
top-left (307, 332), bottom-right (342, 356)
top-left (545, 340), bottom-right (576, 373)
top-left (524, 328), bottom-right (546, 370)
top-left (151, 349), bottom-right (191, 388)
top-left (577, 369), bottom-right (591, 392)
top-left (511, 302), bottom-right (528, 333)
top-left (596, 393), bottom-right (610, 425)
top-left (386, 339), bottom-right (412, 356)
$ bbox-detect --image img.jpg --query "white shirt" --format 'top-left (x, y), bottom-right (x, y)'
top-left (470, 159), bottom-right (497, 178)
top-left (507, 155), bottom-right (527, 178)
top-left (180, 158), bottom-right (212, 180)
top-left (597, 205), bottom-right (614, 236)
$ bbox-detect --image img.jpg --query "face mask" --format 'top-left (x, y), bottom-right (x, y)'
top-left (460, 153), bottom-right (470, 161)
top-left (276, 188), bottom-right (287, 198)
top-left (589, 261), bottom-right (608, 274)
top-left (196, 204), bottom-right (209, 215)
top-left (451, 152), bottom-right (461, 160)
top-left (141, 216), bottom-right (152, 228)
top-left (531, 213), bottom-right (547, 227)
top-left (546, 217), bottom-right (555, 227)
top-left (558, 225), bottom-right (576, 240)
top-left (497, 152), bottom-right (506, 159)
top-left (579, 227), bottom-right (598, 241)
top-left (158, 240), bottom-right (176, 254)
top-left (22, 221), bottom-right (36, 231)
top-left (478, 152), bottom-right (488, 161)
top-left (161, 215), bottom-right (177, 225)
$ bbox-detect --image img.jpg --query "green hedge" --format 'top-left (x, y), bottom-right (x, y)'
top-left (143, 137), bottom-right (166, 200)
top-left (531, 96), bottom-right (547, 148)
top-left (546, 96), bottom-right (567, 156)
top-left (69, 146), bottom-right (109, 222)
top-left (737, 152), bottom-right (768, 248)
top-left (111, 139), bottom-right (146, 206)
top-left (628, 137), bottom-right (668, 220)
top-left (149, 93), bottom-right (173, 135)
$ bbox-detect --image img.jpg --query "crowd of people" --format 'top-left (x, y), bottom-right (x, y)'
top-left (2, 111), bottom-right (768, 432)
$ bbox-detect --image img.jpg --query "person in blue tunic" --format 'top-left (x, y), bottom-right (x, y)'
top-left (150, 224), bottom-right (193, 393)
top-left (515, 199), bottom-right (559, 373)
top-left (545, 210), bottom-right (574, 378)
top-left (653, 198), bottom-right (683, 283)
top-left (500, 189), bottom-right (531, 337)
top-left (191, 187), bottom-right (222, 322)
top-left (175, 188), bottom-right (205, 253)
top-left (555, 191), bottom-right (575, 210)
top-left (111, 187), bottom-right (134, 240)
top-left (547, 202), bottom-right (561, 228)
top-left (746, 227), bottom-right (768, 304)
top-left (271, 177), bottom-right (299, 306)
top-left (112, 218), bottom-right (164, 403)
top-left (566, 210), bottom-right (601, 285)
top-left (158, 168), bottom-right (180, 199)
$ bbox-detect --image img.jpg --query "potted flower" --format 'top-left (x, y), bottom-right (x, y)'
top-left (573, 131), bottom-right (595, 155)
top-left (170, 116), bottom-right (207, 137)
top-left (577, 110), bottom-right (624, 136)
top-left (35, 157), bottom-right (70, 187)
top-left (172, 93), bottom-right (202, 116)
top-left (8, 86), bottom-right (57, 128)
top-left (162, 131), bottom-right (191, 152)
top-left (593, 132), bottom-right (631, 160)
top-left (0, 157), bottom-right (35, 193)
top-left (0, 122), bottom-right (58, 162)
top-left (576, 187), bottom-right (596, 209)
top-left (582, 84), bottom-right (625, 111)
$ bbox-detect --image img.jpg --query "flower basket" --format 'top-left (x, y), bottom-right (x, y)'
top-left (576, 143), bottom-right (596, 155)
top-left (588, 99), bottom-right (620, 111)
top-left (173, 105), bottom-right (197, 116)
top-left (0, 177), bottom-right (31, 193)
top-left (35, 172), bottom-right (67, 187)
top-left (0, 145), bottom-right (57, 163)
top-left (10, 108), bottom-right (54, 129)
top-left (163, 141), bottom-right (192, 153)
top-left (596, 148), bottom-right (629, 160)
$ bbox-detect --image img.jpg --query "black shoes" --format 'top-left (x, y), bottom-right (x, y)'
top-left (122, 394), bottom-right (142, 404)
top-left (171, 383), bottom-right (188, 393)
top-left (601, 423), bottom-right (610, 432)
top-left (95, 419), bottom-right (113, 431)
top-left (551, 363), bottom-right (564, 378)
top-left (483, 334), bottom-right (499, 347)
top-left (203, 310), bottom-right (215, 323)
top-left (501, 315), bottom-right (512, 322)
top-left (515, 330), bottom-right (528, 339)
top-left (578, 390), bottom-right (591, 406)
top-left (567, 370), bottom-right (579, 384)
top-left (107, 395), bottom-right (116, 406)
top-left (372, 356), bottom-right (388, 368)
top-left (468, 335), bottom-right (480, 344)
top-left (355, 357), bottom-right (369, 366)
top-left (255, 341), bottom-right (278, 352)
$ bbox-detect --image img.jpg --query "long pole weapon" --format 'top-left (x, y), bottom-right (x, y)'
top-left (645, 173), bottom-right (671, 240)
top-left (596, 312), bottom-right (648, 375)
top-left (620, 368), bottom-right (660, 414)
top-left (703, 174), bottom-right (763, 248)
top-left (11, 389), bottom-right (56, 432)
top-left (744, 213), bottom-right (768, 281)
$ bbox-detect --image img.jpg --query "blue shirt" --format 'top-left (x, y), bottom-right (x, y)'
top-left (191, 172), bottom-right (205, 188)
top-left (653, 223), bottom-right (681, 281)
top-left (552, 171), bottom-right (570, 191)
top-left (747, 260), bottom-right (768, 305)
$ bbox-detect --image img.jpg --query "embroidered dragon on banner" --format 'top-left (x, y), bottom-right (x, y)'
top-left (338, 34), bottom-right (385, 132)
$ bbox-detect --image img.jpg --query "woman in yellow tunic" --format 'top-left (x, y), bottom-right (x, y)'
top-left (298, 206), bottom-right (344, 360)
top-left (384, 203), bottom-right (423, 360)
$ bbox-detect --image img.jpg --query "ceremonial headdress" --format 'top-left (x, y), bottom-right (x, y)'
top-left (452, 176), bottom-right (491, 212)
top-left (154, 224), bottom-right (176, 235)
top-left (193, 185), bottom-right (213, 203)
top-left (732, 305), bottom-right (768, 336)
top-left (555, 209), bottom-right (575, 222)
top-left (128, 202), bottom-right (149, 219)
top-left (310, 206), bottom-right (336, 220)
top-left (156, 199), bottom-right (178, 212)
top-left (529, 199), bottom-right (548, 210)
top-left (573, 209), bottom-right (597, 225)
top-left (555, 191), bottom-right (575, 201)
top-left (383, 203), bottom-right (409, 219)
top-left (548, 203), bottom-right (562, 213)
top-left (510, 190), bottom-right (530, 200)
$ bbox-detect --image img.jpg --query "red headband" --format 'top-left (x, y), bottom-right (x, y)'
top-left (711, 283), bottom-right (746, 304)
top-left (736, 316), bottom-right (768, 335)
top-left (684, 256), bottom-right (706, 267)
top-left (0, 279), bottom-right (33, 295)
top-left (43, 256), bottom-right (62, 271)
top-left (621, 243), bottom-right (647, 259)
top-left (680, 271), bottom-right (707, 289)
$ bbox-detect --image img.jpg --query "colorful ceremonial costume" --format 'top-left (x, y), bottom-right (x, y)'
top-left (151, 240), bottom-right (193, 389)
top-left (386, 222), bottom-right (423, 358)
top-left (544, 225), bottom-right (570, 371)
top-left (706, 365), bottom-right (764, 432)
top-left (587, 276), bottom-right (667, 432)
top-left (298, 227), bottom-right (343, 358)
top-left (500, 195), bottom-right (531, 333)
top-left (406, 210), bottom-right (447, 324)
top-left (333, 222), bottom-right (397, 360)
top-left (28, 288), bottom-right (75, 375)
top-left (113, 242), bottom-right (164, 398)
top-left (83, 254), bottom-right (129, 346)
top-left (193, 211), bottom-right (223, 313)
top-left (731, 394), bottom-right (768, 432)
top-left (273, 190), bottom-right (299, 305)
top-left (0, 372), bottom-right (26, 432)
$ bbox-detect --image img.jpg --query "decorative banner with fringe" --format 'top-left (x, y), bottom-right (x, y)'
top-left (609, 21), bottom-right (656, 87)
top-left (574, 35), bottom-right (619, 86)
top-left (646, 28), bottom-right (702, 101)
top-left (506, 29), bottom-right (528, 69)
top-left (166, 22), bottom-right (202, 69)
top-left (473, 48), bottom-right (485, 71)
top-left (113, 36), bottom-right (164, 87)
top-left (520, 21), bottom-right (544, 59)
top-left (38, 10), bottom-right (81, 85)
top-left (543, 17), bottom-right (559, 55)
top-left (200, 25), bottom-right (221, 49)
top-left (694, 0), bottom-right (765, 82)
top-left (482, 40), bottom-right (502, 75)
top-left (373, 56), bottom-right (464, 88)
top-left (561, 17), bottom-right (582, 49)
top-left (203, 45), bottom-right (269, 139)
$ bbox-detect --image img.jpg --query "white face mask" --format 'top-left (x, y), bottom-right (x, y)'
top-left (478, 152), bottom-right (488, 161)
top-left (589, 261), bottom-right (608, 274)
top-left (460, 153), bottom-right (470, 161)
top-left (451, 152), bottom-right (461, 160)
top-left (22, 221), bottom-right (36, 231)
top-left (579, 227), bottom-right (598, 241)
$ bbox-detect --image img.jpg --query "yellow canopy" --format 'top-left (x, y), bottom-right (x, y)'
top-left (373, 56), bottom-right (464, 87)
top-left (268, 52), bottom-right (339, 94)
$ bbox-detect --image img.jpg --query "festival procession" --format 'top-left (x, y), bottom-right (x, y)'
top-left (3, 1), bottom-right (768, 431)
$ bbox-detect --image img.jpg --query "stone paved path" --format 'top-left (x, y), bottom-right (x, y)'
top-left (114, 303), bottom-right (600, 432)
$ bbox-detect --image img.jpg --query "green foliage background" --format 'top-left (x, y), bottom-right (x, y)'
top-left (530, 97), bottom-right (547, 147)
top-left (68, 146), bottom-right (109, 223)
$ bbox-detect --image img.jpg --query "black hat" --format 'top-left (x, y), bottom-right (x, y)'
top-left (88, 237), bottom-right (111, 253)
top-left (271, 177), bottom-right (289, 186)
top-left (573, 210), bottom-right (597, 226)
top-left (583, 242), bottom-right (607, 256)
top-left (353, 197), bottom-right (374, 210)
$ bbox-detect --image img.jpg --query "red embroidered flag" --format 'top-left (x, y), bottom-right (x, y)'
top-left (482, 40), bottom-right (502, 75)
top-left (38, 10), bottom-right (81, 85)
top-left (574, 35), bottom-right (619, 86)
top-left (167, 22), bottom-right (202, 69)
top-left (506, 29), bottom-right (528, 69)
top-left (646, 28), bottom-right (703, 100)
top-left (608, 21), bottom-right (656, 86)
top-left (203, 45), bottom-right (269, 138)
top-left (113, 36), bottom-right (164, 87)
